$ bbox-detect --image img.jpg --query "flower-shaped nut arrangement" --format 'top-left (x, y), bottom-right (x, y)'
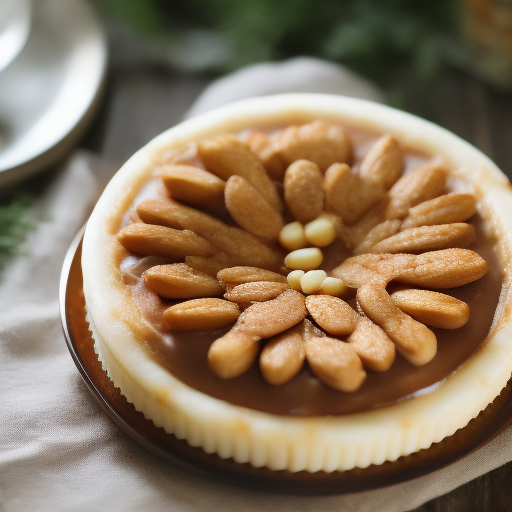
top-left (117, 120), bottom-right (488, 393)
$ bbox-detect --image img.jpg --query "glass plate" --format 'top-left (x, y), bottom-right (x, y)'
top-left (60, 227), bottom-right (512, 495)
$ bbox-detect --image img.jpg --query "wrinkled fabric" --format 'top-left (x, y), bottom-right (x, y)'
top-left (1, 58), bottom-right (510, 512)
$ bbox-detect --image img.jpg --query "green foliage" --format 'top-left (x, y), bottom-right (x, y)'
top-left (94, 0), bottom-right (164, 37)
top-left (93, 0), bottom-right (457, 101)
top-left (0, 193), bottom-right (35, 271)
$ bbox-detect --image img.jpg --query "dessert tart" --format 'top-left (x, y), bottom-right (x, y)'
top-left (82, 94), bottom-right (512, 473)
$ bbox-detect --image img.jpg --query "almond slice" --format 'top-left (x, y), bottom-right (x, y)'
top-left (218, 226), bottom-right (283, 270)
top-left (144, 263), bottom-right (223, 299)
top-left (354, 219), bottom-right (402, 255)
top-left (239, 289), bottom-right (307, 339)
top-left (208, 290), bottom-right (307, 378)
top-left (161, 165), bottom-right (226, 207)
top-left (117, 223), bottom-right (215, 258)
top-left (345, 200), bottom-right (388, 248)
top-left (305, 336), bottom-right (366, 392)
top-left (224, 281), bottom-right (290, 302)
top-left (334, 249), bottom-right (488, 289)
top-left (137, 199), bottom-right (280, 269)
top-left (331, 253), bottom-right (396, 288)
top-left (163, 142), bottom-right (199, 166)
top-left (390, 289), bottom-right (470, 329)
top-left (395, 248), bottom-right (488, 288)
top-left (278, 121), bottom-right (352, 171)
top-left (224, 175), bottom-right (284, 240)
top-left (217, 267), bottom-right (287, 288)
top-left (401, 193), bottom-right (478, 230)
top-left (197, 134), bottom-right (282, 211)
top-left (208, 330), bottom-right (260, 379)
top-left (324, 137), bottom-right (402, 226)
top-left (246, 130), bottom-right (287, 180)
top-left (347, 317), bottom-right (395, 372)
top-left (136, 198), bottom-right (224, 233)
top-left (359, 135), bottom-right (403, 191)
top-left (163, 298), bottom-right (240, 331)
top-left (185, 253), bottom-right (242, 277)
top-left (370, 223), bottom-right (476, 254)
top-left (385, 163), bottom-right (447, 220)
top-left (357, 283), bottom-right (437, 366)
top-left (283, 160), bottom-right (324, 223)
top-left (260, 322), bottom-right (307, 386)
top-left (305, 295), bottom-right (359, 336)
top-left (323, 163), bottom-right (361, 225)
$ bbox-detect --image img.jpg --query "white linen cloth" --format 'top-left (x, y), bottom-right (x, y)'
top-left (1, 57), bottom-right (511, 512)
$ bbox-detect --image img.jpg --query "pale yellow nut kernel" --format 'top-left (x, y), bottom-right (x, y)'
top-left (319, 277), bottom-right (350, 297)
top-left (279, 221), bottom-right (307, 251)
top-left (301, 270), bottom-right (327, 294)
top-left (285, 248), bottom-right (323, 270)
top-left (287, 269), bottom-right (305, 291)
top-left (304, 215), bottom-right (337, 247)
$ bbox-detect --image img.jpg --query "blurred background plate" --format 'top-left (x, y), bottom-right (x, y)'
top-left (0, 0), bottom-right (32, 74)
top-left (0, 0), bottom-right (107, 187)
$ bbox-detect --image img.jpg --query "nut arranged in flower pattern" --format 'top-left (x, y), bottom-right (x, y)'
top-left (117, 120), bottom-right (488, 393)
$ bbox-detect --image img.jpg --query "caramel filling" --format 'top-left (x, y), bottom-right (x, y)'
top-left (122, 213), bottom-right (499, 416)
top-left (119, 123), bottom-right (502, 417)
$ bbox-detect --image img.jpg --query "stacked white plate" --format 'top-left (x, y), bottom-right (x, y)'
top-left (0, 0), bottom-right (107, 187)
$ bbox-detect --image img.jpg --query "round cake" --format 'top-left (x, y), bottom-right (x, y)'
top-left (82, 94), bottom-right (512, 473)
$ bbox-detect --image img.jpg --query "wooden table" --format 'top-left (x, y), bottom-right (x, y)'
top-left (79, 58), bottom-right (512, 511)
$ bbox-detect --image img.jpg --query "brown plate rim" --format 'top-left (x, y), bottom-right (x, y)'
top-left (60, 227), bottom-right (512, 495)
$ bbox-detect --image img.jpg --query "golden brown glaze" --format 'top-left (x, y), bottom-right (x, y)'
top-left (121, 112), bottom-right (502, 422)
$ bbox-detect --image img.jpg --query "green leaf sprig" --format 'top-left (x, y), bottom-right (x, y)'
top-left (0, 193), bottom-right (36, 272)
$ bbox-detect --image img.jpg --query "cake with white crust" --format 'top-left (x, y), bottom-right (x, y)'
top-left (82, 94), bottom-right (512, 473)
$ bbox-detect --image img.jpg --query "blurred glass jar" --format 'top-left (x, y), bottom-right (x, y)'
top-left (461, 0), bottom-right (512, 88)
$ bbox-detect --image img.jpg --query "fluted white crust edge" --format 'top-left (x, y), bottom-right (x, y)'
top-left (82, 94), bottom-right (512, 472)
